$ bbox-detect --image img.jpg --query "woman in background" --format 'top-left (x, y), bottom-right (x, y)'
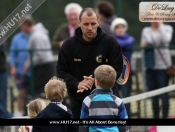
top-left (111, 18), bottom-right (135, 118)
top-left (140, 22), bottom-right (173, 118)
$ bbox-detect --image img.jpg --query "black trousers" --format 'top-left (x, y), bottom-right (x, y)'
top-left (33, 62), bottom-right (55, 97)
top-left (70, 98), bottom-right (82, 119)
top-left (146, 69), bottom-right (169, 118)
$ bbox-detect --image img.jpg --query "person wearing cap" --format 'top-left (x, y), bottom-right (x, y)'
top-left (52, 3), bottom-right (82, 50)
top-left (111, 18), bottom-right (135, 117)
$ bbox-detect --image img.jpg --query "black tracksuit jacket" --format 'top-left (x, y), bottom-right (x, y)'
top-left (56, 27), bottom-right (123, 101)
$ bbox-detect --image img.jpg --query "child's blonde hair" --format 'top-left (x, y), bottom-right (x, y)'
top-left (94, 65), bottom-right (117, 89)
top-left (44, 76), bottom-right (67, 102)
top-left (27, 98), bottom-right (46, 118)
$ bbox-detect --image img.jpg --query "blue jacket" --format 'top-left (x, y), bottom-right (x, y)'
top-left (115, 34), bottom-right (135, 74)
top-left (10, 32), bottom-right (30, 76)
top-left (80, 88), bottom-right (129, 132)
top-left (32, 103), bottom-right (77, 132)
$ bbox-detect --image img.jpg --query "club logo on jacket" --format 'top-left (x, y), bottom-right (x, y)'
top-left (96, 54), bottom-right (108, 63)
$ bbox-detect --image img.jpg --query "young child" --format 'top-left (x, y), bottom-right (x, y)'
top-left (110, 18), bottom-right (134, 117)
top-left (79, 65), bottom-right (129, 132)
top-left (32, 76), bottom-right (77, 132)
top-left (18, 98), bottom-right (46, 132)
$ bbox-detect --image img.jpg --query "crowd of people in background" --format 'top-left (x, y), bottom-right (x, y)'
top-left (0, 1), bottom-right (173, 131)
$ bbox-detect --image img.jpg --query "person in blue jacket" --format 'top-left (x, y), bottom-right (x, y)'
top-left (111, 18), bottom-right (135, 117)
top-left (10, 31), bottom-right (30, 117)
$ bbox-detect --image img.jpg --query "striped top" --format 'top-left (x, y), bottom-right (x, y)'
top-left (80, 88), bottom-right (129, 132)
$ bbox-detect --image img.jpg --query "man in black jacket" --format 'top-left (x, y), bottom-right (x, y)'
top-left (56, 8), bottom-right (123, 118)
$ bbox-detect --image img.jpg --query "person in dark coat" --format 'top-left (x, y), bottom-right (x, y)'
top-left (0, 26), bottom-right (12, 119)
top-left (96, 1), bottom-right (117, 35)
top-left (52, 3), bottom-right (82, 50)
top-left (32, 77), bottom-right (76, 132)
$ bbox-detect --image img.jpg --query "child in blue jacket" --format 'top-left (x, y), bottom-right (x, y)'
top-left (79, 65), bottom-right (129, 132)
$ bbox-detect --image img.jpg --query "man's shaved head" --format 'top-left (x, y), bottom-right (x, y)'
top-left (79, 8), bottom-right (100, 21)
top-left (78, 8), bottom-right (100, 42)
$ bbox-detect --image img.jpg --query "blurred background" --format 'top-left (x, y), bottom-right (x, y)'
top-left (1, 0), bottom-right (175, 46)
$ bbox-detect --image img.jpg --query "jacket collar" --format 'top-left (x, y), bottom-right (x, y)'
top-left (90, 88), bottom-right (113, 94)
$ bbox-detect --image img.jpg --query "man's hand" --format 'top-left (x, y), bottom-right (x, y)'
top-left (77, 75), bottom-right (94, 93)
top-left (83, 75), bottom-right (94, 84)
top-left (141, 42), bottom-right (148, 48)
top-left (11, 66), bottom-right (16, 77)
top-left (78, 81), bottom-right (90, 91)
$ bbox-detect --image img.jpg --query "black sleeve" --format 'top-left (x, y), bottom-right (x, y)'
top-left (108, 38), bottom-right (123, 79)
top-left (67, 126), bottom-right (77, 132)
top-left (32, 111), bottom-right (43, 132)
top-left (56, 42), bottom-right (80, 92)
top-left (32, 126), bottom-right (41, 132)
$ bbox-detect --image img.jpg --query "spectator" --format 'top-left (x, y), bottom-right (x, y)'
top-left (169, 23), bottom-right (175, 45)
top-left (56, 8), bottom-right (123, 118)
top-left (10, 30), bottom-right (30, 117)
top-left (20, 15), bottom-right (54, 97)
top-left (79, 65), bottom-right (129, 132)
top-left (0, 26), bottom-right (12, 119)
top-left (111, 18), bottom-right (135, 117)
top-left (18, 98), bottom-right (46, 132)
top-left (32, 77), bottom-right (76, 132)
top-left (52, 3), bottom-right (82, 50)
top-left (141, 22), bottom-right (173, 118)
top-left (96, 1), bottom-right (116, 35)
